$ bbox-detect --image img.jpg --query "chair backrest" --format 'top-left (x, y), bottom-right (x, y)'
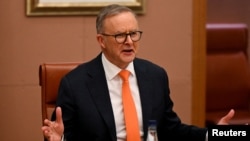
top-left (39, 62), bottom-right (80, 122)
top-left (206, 23), bottom-right (250, 111)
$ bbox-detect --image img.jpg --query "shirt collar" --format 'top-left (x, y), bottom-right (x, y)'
top-left (101, 53), bottom-right (135, 80)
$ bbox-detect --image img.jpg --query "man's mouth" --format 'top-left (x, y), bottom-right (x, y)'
top-left (123, 49), bottom-right (133, 52)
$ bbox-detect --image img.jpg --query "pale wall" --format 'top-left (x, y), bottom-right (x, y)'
top-left (0, 1), bottom-right (194, 141)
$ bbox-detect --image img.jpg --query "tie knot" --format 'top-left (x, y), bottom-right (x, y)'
top-left (119, 70), bottom-right (130, 81)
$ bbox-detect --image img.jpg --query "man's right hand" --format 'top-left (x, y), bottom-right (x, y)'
top-left (41, 107), bottom-right (64, 141)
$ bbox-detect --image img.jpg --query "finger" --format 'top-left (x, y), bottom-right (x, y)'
top-left (41, 127), bottom-right (51, 138)
top-left (55, 107), bottom-right (63, 124)
top-left (222, 109), bottom-right (235, 122)
top-left (44, 119), bottom-right (52, 126)
top-left (43, 129), bottom-right (50, 136)
top-left (225, 109), bottom-right (235, 120)
top-left (44, 119), bottom-right (55, 127)
top-left (41, 126), bottom-right (49, 131)
top-left (42, 123), bottom-right (54, 132)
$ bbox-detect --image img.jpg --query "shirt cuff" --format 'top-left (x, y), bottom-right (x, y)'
top-left (61, 135), bottom-right (65, 141)
top-left (205, 131), bottom-right (208, 141)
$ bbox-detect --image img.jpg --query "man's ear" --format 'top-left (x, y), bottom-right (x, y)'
top-left (96, 34), bottom-right (105, 48)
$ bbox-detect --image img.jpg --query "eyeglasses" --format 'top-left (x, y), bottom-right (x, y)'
top-left (101, 31), bottom-right (143, 44)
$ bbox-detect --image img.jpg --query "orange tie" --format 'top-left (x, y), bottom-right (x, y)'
top-left (119, 70), bottom-right (140, 141)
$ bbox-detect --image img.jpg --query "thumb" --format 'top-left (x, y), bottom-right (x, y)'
top-left (218, 109), bottom-right (235, 125)
top-left (223, 109), bottom-right (235, 121)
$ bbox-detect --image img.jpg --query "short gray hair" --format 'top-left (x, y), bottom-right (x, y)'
top-left (96, 4), bottom-right (137, 33)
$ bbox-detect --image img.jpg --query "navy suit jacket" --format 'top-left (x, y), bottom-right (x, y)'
top-left (53, 53), bottom-right (207, 141)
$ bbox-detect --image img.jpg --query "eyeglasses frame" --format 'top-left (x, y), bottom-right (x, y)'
top-left (101, 31), bottom-right (143, 44)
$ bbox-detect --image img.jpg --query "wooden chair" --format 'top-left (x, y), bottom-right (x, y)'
top-left (39, 62), bottom-right (80, 125)
top-left (206, 23), bottom-right (250, 126)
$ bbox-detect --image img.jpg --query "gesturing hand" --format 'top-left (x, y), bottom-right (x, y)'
top-left (41, 107), bottom-right (64, 141)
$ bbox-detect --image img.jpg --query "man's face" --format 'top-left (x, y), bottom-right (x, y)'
top-left (97, 12), bottom-right (140, 69)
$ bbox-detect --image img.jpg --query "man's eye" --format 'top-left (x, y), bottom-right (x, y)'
top-left (130, 32), bottom-right (137, 36)
top-left (131, 32), bottom-right (137, 35)
top-left (116, 34), bottom-right (126, 38)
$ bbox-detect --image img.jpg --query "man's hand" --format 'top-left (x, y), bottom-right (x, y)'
top-left (217, 109), bottom-right (235, 125)
top-left (41, 107), bottom-right (64, 141)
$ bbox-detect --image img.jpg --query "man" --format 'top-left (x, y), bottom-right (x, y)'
top-left (41, 4), bottom-right (235, 141)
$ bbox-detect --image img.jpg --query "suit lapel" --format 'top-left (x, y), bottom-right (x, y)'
top-left (134, 59), bottom-right (154, 136)
top-left (86, 54), bottom-right (117, 141)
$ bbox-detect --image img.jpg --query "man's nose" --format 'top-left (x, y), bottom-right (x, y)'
top-left (124, 34), bottom-right (133, 44)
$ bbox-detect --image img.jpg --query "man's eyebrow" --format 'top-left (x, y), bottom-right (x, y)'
top-left (116, 30), bottom-right (139, 34)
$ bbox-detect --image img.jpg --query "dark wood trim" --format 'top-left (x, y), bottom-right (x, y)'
top-left (192, 0), bottom-right (206, 127)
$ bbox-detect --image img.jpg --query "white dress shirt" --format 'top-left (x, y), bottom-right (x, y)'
top-left (102, 54), bottom-right (144, 141)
